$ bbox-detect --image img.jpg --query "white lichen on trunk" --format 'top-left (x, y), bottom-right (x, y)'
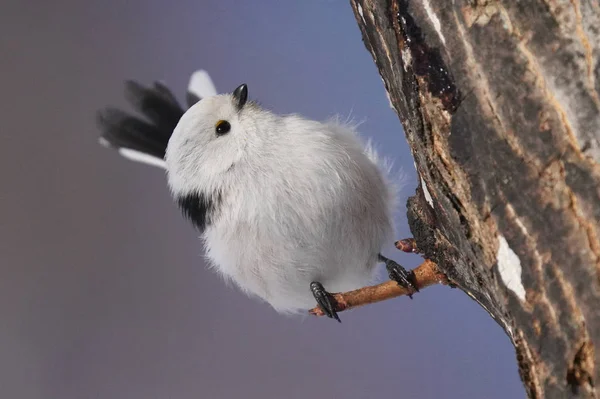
top-left (497, 235), bottom-right (526, 301)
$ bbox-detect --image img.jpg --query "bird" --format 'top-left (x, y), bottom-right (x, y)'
top-left (97, 70), bottom-right (417, 322)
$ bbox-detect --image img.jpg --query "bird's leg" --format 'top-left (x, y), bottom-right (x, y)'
top-left (395, 238), bottom-right (419, 253)
top-left (310, 281), bottom-right (341, 323)
top-left (378, 254), bottom-right (419, 299)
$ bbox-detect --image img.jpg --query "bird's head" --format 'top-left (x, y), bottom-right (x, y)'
top-left (165, 83), bottom-right (265, 196)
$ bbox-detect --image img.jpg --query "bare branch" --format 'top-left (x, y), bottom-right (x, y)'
top-left (308, 259), bottom-right (447, 317)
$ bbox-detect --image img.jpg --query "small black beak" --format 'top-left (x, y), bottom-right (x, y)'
top-left (232, 84), bottom-right (248, 111)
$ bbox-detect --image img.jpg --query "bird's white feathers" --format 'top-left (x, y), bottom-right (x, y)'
top-left (166, 91), bottom-right (397, 313)
top-left (118, 148), bottom-right (168, 169)
top-left (188, 69), bottom-right (218, 99)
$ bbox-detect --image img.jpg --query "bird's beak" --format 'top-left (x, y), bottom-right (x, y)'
top-left (232, 84), bottom-right (248, 111)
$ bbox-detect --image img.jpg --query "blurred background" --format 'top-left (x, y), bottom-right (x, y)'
top-left (0, 0), bottom-right (525, 398)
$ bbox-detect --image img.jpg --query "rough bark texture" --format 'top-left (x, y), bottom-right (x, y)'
top-left (349, 0), bottom-right (600, 397)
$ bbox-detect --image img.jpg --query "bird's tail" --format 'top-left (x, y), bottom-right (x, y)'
top-left (96, 70), bottom-right (218, 168)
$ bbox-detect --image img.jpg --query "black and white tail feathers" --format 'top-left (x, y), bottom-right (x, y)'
top-left (96, 70), bottom-right (218, 169)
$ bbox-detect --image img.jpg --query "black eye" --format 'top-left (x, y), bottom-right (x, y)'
top-left (215, 120), bottom-right (231, 136)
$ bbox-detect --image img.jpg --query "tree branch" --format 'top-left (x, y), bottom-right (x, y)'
top-left (308, 259), bottom-right (447, 316)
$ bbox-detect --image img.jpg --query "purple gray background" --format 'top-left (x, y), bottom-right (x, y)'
top-left (1, 1), bottom-right (525, 398)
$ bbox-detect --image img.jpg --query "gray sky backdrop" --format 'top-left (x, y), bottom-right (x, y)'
top-left (1, 0), bottom-right (525, 398)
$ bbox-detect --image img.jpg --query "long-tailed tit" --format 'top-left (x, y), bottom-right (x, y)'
top-left (97, 70), bottom-right (417, 322)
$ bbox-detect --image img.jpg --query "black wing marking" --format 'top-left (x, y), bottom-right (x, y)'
top-left (176, 191), bottom-right (222, 231)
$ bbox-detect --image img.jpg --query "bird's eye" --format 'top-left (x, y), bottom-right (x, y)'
top-left (215, 120), bottom-right (231, 136)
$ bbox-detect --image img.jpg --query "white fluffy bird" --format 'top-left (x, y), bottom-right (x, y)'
top-left (97, 71), bottom-right (417, 321)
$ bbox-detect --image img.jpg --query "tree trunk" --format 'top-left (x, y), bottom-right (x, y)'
top-left (348, 0), bottom-right (600, 397)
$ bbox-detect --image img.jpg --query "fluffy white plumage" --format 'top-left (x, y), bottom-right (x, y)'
top-left (165, 88), bottom-right (396, 313)
top-left (188, 70), bottom-right (218, 99)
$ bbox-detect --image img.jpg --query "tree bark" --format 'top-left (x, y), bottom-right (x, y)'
top-left (349, 0), bottom-right (600, 397)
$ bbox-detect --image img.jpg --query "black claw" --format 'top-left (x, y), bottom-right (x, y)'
top-left (310, 282), bottom-right (341, 323)
top-left (378, 255), bottom-right (419, 298)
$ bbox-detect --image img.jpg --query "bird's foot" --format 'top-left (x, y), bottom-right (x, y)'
top-left (378, 254), bottom-right (419, 299)
top-left (310, 281), bottom-right (341, 323)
